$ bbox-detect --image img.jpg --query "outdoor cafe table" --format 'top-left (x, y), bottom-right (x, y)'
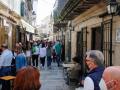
top-left (0, 76), bottom-right (16, 90)
top-left (62, 63), bottom-right (74, 68)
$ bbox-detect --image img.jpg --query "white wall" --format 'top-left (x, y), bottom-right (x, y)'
top-left (0, 0), bottom-right (21, 15)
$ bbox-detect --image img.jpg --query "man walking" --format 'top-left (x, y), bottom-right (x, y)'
top-left (55, 40), bottom-right (62, 67)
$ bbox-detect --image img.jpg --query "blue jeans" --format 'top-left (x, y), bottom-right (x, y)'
top-left (0, 67), bottom-right (11, 90)
top-left (47, 56), bottom-right (52, 67)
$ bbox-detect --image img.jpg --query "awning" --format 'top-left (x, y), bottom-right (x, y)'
top-left (21, 19), bottom-right (35, 33)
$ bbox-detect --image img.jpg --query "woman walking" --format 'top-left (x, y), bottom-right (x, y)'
top-left (39, 43), bottom-right (46, 69)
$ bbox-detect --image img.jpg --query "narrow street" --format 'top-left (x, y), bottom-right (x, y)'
top-left (40, 63), bottom-right (70, 90)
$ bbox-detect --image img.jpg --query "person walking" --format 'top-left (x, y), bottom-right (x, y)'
top-left (46, 42), bottom-right (52, 69)
top-left (31, 43), bottom-right (39, 67)
top-left (39, 43), bottom-right (46, 68)
top-left (54, 40), bottom-right (62, 67)
top-left (26, 41), bottom-right (32, 65)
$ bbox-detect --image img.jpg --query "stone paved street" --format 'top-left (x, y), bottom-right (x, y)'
top-left (40, 63), bottom-right (72, 90)
top-left (0, 63), bottom-right (83, 90)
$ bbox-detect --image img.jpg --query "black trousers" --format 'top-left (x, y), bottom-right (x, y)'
top-left (32, 55), bottom-right (38, 67)
top-left (0, 67), bottom-right (11, 90)
top-left (40, 57), bottom-right (45, 67)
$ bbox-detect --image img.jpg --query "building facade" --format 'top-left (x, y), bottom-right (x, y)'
top-left (53, 0), bottom-right (120, 67)
top-left (0, 0), bottom-right (35, 49)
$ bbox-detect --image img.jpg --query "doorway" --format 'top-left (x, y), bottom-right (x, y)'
top-left (91, 27), bottom-right (102, 51)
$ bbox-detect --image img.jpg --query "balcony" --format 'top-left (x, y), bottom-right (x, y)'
top-left (60, 0), bottom-right (102, 20)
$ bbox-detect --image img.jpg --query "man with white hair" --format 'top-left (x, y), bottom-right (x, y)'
top-left (76, 50), bottom-right (106, 90)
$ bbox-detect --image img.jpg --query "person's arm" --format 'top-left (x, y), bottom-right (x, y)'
top-left (0, 54), bottom-right (4, 67)
top-left (44, 48), bottom-right (47, 57)
top-left (84, 77), bottom-right (94, 90)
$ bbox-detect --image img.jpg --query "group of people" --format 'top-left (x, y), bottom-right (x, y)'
top-left (0, 39), bottom-right (64, 90)
top-left (0, 43), bottom-right (27, 90)
top-left (0, 43), bottom-right (40, 90)
top-left (0, 40), bottom-right (120, 90)
top-left (15, 49), bottom-right (120, 90)
top-left (30, 40), bottom-right (64, 68)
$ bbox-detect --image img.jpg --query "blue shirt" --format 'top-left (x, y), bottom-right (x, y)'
top-left (0, 49), bottom-right (13, 67)
top-left (16, 53), bottom-right (27, 71)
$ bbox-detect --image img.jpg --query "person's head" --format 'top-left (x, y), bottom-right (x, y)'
top-left (85, 50), bottom-right (104, 71)
top-left (103, 66), bottom-right (120, 90)
top-left (33, 42), bottom-right (37, 46)
top-left (19, 42), bottom-right (22, 47)
top-left (15, 43), bottom-right (20, 47)
top-left (72, 56), bottom-right (80, 64)
top-left (48, 42), bottom-right (51, 47)
top-left (14, 66), bottom-right (41, 90)
top-left (1, 43), bottom-right (8, 51)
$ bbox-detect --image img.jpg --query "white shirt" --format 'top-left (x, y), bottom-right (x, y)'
top-left (0, 49), bottom-right (13, 67)
top-left (26, 50), bottom-right (31, 57)
top-left (39, 47), bottom-right (46, 57)
top-left (76, 77), bottom-right (107, 90)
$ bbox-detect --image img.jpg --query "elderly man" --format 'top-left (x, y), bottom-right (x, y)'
top-left (103, 66), bottom-right (120, 90)
top-left (0, 44), bottom-right (13, 90)
top-left (83, 50), bottom-right (106, 90)
top-left (0, 44), bottom-right (13, 75)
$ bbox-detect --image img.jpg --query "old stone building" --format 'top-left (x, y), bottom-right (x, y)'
top-left (0, 0), bottom-right (35, 49)
top-left (53, 0), bottom-right (120, 67)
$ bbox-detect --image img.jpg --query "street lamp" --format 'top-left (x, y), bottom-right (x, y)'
top-left (107, 0), bottom-right (118, 15)
top-left (107, 0), bottom-right (118, 66)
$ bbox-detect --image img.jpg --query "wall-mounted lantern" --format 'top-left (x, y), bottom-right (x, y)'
top-left (106, 0), bottom-right (118, 66)
top-left (107, 0), bottom-right (118, 15)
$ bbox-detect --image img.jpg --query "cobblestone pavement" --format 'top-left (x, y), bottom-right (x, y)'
top-left (0, 62), bottom-right (83, 90)
top-left (40, 63), bottom-right (73, 90)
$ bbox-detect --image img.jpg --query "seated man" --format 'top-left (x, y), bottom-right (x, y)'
top-left (67, 56), bottom-right (81, 85)
top-left (103, 66), bottom-right (120, 90)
